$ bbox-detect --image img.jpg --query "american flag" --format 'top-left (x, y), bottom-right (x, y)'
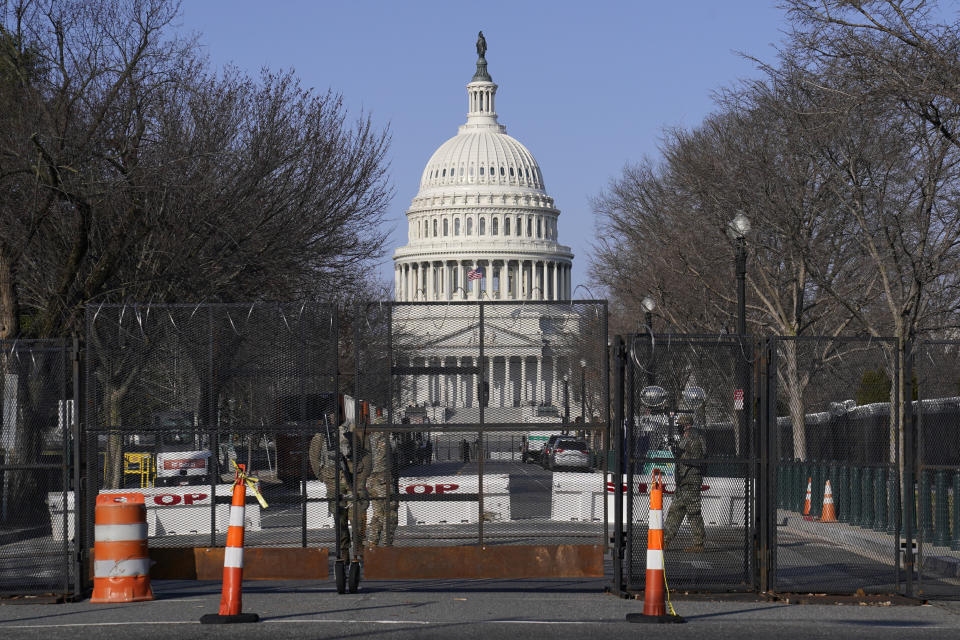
top-left (467, 266), bottom-right (484, 281)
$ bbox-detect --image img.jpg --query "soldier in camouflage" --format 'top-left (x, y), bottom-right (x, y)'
top-left (663, 413), bottom-right (707, 552)
top-left (343, 418), bottom-right (371, 558)
top-left (309, 416), bottom-right (351, 559)
top-left (366, 414), bottom-right (398, 546)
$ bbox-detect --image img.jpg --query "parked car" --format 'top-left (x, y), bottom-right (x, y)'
top-left (544, 438), bottom-right (592, 471)
top-left (540, 435), bottom-right (567, 468)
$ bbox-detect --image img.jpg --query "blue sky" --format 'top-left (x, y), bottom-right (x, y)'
top-left (177, 1), bottom-right (790, 296)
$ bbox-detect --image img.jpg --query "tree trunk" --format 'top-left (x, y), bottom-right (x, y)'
top-left (104, 387), bottom-right (124, 489)
top-left (0, 250), bottom-right (18, 340)
top-left (782, 341), bottom-right (807, 461)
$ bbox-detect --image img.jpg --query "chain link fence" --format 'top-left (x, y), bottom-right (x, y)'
top-left (83, 304), bottom-right (338, 555)
top-left (353, 301), bottom-right (610, 555)
top-left (768, 337), bottom-right (904, 595)
top-left (0, 339), bottom-right (77, 597)
top-left (913, 340), bottom-right (960, 599)
top-left (620, 334), bottom-right (754, 593)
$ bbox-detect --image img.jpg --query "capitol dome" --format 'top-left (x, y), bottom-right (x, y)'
top-left (393, 39), bottom-right (573, 302)
top-left (418, 129), bottom-right (545, 193)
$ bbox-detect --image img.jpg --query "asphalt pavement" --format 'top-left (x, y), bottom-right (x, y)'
top-left (1, 577), bottom-right (960, 640)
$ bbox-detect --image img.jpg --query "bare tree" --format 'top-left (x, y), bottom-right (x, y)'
top-left (1, 0), bottom-right (392, 499)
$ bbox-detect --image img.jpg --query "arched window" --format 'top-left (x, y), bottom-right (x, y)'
top-left (443, 219), bottom-right (449, 236)
top-left (516, 217), bottom-right (521, 235)
top-left (500, 166), bottom-right (505, 176)
top-left (504, 217), bottom-right (511, 236)
top-left (527, 218), bottom-right (532, 236)
top-left (459, 167), bottom-right (464, 176)
top-left (479, 166), bottom-right (484, 176)
top-left (537, 219), bottom-right (542, 238)
top-left (442, 169), bottom-right (446, 177)
top-left (433, 219), bottom-right (438, 236)
top-left (489, 166), bottom-right (495, 176)
top-left (470, 166), bottom-right (474, 176)
top-left (509, 167), bottom-right (515, 177)
top-left (454, 218), bottom-right (461, 235)
top-left (467, 217), bottom-right (473, 235)
top-left (492, 218), bottom-right (499, 235)
top-left (479, 218), bottom-right (486, 235)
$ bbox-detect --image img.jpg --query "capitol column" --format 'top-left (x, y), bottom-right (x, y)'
top-left (458, 262), bottom-right (466, 299)
top-left (552, 262), bottom-right (559, 302)
top-left (542, 261), bottom-right (549, 300)
top-left (520, 356), bottom-right (527, 406)
top-left (470, 260), bottom-right (477, 299)
top-left (536, 356), bottom-right (543, 405)
top-left (500, 260), bottom-right (510, 300)
top-left (423, 262), bottom-right (431, 301)
top-left (485, 260), bottom-right (494, 299)
top-left (446, 261), bottom-right (454, 301)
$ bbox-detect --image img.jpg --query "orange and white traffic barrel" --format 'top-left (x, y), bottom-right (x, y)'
top-left (90, 492), bottom-right (154, 603)
top-left (626, 470), bottom-right (684, 624)
top-left (201, 462), bottom-right (266, 624)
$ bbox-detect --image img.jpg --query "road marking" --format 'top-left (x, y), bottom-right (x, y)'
top-left (0, 618), bottom-right (610, 629)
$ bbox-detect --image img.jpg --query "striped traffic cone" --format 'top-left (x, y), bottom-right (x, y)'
top-left (802, 477), bottom-right (813, 519)
top-left (201, 463), bottom-right (266, 624)
top-left (90, 493), bottom-right (153, 603)
top-left (626, 469), bottom-right (684, 624)
top-left (820, 480), bottom-right (838, 523)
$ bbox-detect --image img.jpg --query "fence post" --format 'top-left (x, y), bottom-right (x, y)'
top-left (812, 462), bottom-right (824, 517)
top-left (952, 471), bottom-right (960, 551)
top-left (920, 470), bottom-right (932, 541)
top-left (850, 466), bottom-right (862, 526)
top-left (934, 469), bottom-right (949, 547)
top-left (612, 336), bottom-right (625, 595)
top-left (862, 467), bottom-right (874, 528)
top-left (838, 465), bottom-right (850, 523)
top-left (874, 467), bottom-right (887, 532)
top-left (888, 471), bottom-right (900, 536)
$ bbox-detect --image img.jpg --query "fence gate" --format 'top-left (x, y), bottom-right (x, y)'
top-left (0, 339), bottom-right (79, 599)
top-left (616, 333), bottom-right (756, 594)
top-left (354, 301), bottom-right (609, 580)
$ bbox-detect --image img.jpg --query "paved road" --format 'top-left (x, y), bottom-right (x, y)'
top-left (1, 578), bottom-right (959, 640)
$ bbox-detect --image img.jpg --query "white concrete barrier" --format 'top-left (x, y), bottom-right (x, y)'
top-left (551, 472), bottom-right (748, 526)
top-left (305, 474), bottom-right (510, 528)
top-left (47, 485), bottom-right (262, 541)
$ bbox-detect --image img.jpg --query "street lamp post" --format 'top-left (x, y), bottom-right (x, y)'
top-left (579, 358), bottom-right (587, 423)
top-left (562, 374), bottom-right (570, 433)
top-left (728, 211), bottom-right (751, 459)
top-left (728, 212), bottom-right (751, 336)
top-left (641, 296), bottom-right (656, 334)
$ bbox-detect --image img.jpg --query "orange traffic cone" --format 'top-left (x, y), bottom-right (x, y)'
top-left (201, 463), bottom-right (266, 624)
top-left (626, 470), bottom-right (684, 624)
top-left (820, 480), bottom-right (838, 523)
top-left (802, 477), bottom-right (812, 519)
top-left (90, 493), bottom-right (153, 603)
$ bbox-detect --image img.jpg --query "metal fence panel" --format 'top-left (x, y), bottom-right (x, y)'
top-left (623, 333), bottom-right (754, 593)
top-left (770, 337), bottom-right (902, 595)
top-left (0, 340), bottom-right (76, 597)
top-left (353, 301), bottom-right (609, 559)
top-left (84, 304), bottom-right (338, 555)
top-left (913, 341), bottom-right (960, 599)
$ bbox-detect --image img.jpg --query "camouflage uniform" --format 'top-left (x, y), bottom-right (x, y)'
top-left (343, 422), bottom-right (371, 558)
top-left (307, 419), bottom-right (370, 559)
top-left (663, 425), bottom-right (707, 551)
top-left (366, 423), bottom-right (398, 546)
top-left (309, 422), bottom-right (351, 559)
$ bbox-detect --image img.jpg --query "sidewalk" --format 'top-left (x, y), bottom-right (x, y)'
top-left (780, 510), bottom-right (960, 579)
